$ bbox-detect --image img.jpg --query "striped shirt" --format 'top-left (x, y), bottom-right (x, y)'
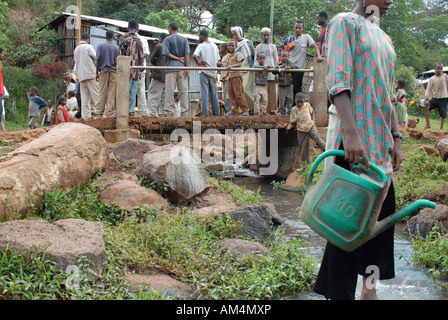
top-left (325, 12), bottom-right (397, 180)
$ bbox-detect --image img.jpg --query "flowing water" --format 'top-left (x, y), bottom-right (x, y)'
top-left (230, 172), bottom-right (448, 300)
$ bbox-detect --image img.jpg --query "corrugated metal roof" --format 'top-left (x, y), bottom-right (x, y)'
top-left (60, 12), bottom-right (224, 44)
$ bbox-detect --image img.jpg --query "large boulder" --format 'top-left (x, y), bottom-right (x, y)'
top-left (404, 204), bottom-right (448, 238)
top-left (0, 219), bottom-right (106, 276)
top-left (434, 137), bottom-right (448, 161)
top-left (226, 204), bottom-right (278, 241)
top-left (0, 123), bottom-right (109, 221)
top-left (136, 144), bottom-right (210, 202)
top-left (98, 180), bottom-right (168, 211)
top-left (110, 138), bottom-right (159, 163)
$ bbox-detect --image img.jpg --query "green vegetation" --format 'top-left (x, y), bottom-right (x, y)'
top-left (410, 225), bottom-right (448, 288)
top-left (0, 176), bottom-right (318, 300)
top-left (394, 147), bottom-right (448, 210)
top-left (271, 179), bottom-right (285, 190)
top-left (209, 177), bottom-right (266, 204)
top-left (0, 241), bottom-right (168, 300)
top-left (38, 180), bottom-right (125, 226)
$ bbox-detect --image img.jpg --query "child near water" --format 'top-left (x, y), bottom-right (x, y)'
top-left (56, 96), bottom-right (71, 124)
top-left (290, 92), bottom-right (326, 163)
top-left (395, 78), bottom-right (407, 127)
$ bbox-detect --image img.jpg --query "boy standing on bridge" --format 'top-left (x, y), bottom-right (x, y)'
top-left (253, 53), bottom-right (273, 115)
top-left (222, 39), bottom-right (249, 116)
top-left (275, 51), bottom-right (296, 115)
top-left (290, 92), bottom-right (326, 163)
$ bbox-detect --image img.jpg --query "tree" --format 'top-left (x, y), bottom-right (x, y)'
top-left (0, 8), bottom-right (63, 68)
top-left (95, 0), bottom-right (156, 24)
top-left (213, 0), bottom-right (326, 45)
top-left (144, 9), bottom-right (190, 32)
top-left (152, 0), bottom-right (225, 32)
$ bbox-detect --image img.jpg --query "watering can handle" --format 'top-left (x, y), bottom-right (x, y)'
top-left (306, 150), bottom-right (388, 190)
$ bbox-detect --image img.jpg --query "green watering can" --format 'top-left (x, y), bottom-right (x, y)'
top-left (299, 150), bottom-right (436, 252)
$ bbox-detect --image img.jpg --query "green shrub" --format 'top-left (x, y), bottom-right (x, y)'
top-left (39, 179), bottom-right (125, 226)
top-left (394, 148), bottom-right (448, 210)
top-left (410, 225), bottom-right (448, 287)
top-left (209, 177), bottom-right (266, 204)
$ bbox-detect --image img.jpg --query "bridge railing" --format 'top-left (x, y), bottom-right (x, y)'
top-left (116, 56), bottom-right (328, 131)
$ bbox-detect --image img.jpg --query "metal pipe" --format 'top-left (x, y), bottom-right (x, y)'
top-left (130, 66), bottom-right (313, 73)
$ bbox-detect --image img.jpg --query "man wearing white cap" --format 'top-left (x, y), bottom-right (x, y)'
top-left (255, 28), bottom-right (278, 114)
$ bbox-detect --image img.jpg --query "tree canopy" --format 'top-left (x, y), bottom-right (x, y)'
top-left (2, 0), bottom-right (447, 74)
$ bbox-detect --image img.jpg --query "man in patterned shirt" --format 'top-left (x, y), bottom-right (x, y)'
top-left (313, 0), bottom-right (402, 301)
top-left (119, 20), bottom-right (144, 116)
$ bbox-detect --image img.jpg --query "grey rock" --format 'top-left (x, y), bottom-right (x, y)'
top-left (404, 204), bottom-right (448, 238)
top-left (0, 219), bottom-right (106, 277)
top-left (136, 144), bottom-right (210, 202)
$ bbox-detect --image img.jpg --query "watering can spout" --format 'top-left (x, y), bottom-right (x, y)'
top-left (373, 199), bottom-right (437, 237)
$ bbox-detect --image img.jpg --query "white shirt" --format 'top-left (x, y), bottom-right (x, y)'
top-left (193, 41), bottom-right (220, 79)
top-left (74, 41), bottom-right (97, 82)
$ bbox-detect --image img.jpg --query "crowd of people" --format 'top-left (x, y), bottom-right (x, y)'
top-left (0, 10), bottom-right (444, 134)
top-left (25, 14), bottom-right (332, 126)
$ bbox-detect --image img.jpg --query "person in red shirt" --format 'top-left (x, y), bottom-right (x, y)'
top-left (316, 11), bottom-right (329, 58)
top-left (56, 96), bottom-right (71, 124)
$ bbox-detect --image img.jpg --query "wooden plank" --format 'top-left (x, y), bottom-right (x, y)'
top-left (312, 59), bottom-right (328, 127)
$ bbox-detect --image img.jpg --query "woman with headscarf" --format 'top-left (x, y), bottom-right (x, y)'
top-left (231, 26), bottom-right (255, 112)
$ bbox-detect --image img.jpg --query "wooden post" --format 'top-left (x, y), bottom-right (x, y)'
top-left (104, 55), bottom-right (140, 143)
top-left (313, 59), bottom-right (328, 127)
top-left (76, 0), bottom-right (82, 45)
top-left (116, 56), bottom-right (131, 130)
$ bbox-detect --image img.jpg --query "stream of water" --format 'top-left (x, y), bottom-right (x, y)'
top-left (230, 171), bottom-right (448, 300)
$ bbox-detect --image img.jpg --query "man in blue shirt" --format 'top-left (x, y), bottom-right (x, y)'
top-left (96, 30), bottom-right (119, 118)
top-left (162, 22), bottom-right (190, 117)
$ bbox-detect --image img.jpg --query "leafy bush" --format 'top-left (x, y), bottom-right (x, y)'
top-left (411, 225), bottom-right (448, 286)
top-left (31, 55), bottom-right (67, 80)
top-left (39, 179), bottom-right (125, 226)
top-left (0, 9), bottom-right (63, 68)
top-left (209, 177), bottom-right (266, 204)
top-left (394, 148), bottom-right (448, 210)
